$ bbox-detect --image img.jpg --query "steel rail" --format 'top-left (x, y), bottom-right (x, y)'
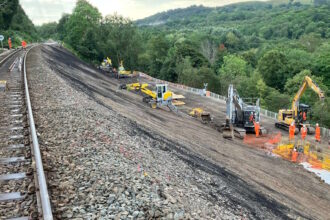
top-left (0, 49), bottom-right (20, 66)
top-left (23, 45), bottom-right (53, 220)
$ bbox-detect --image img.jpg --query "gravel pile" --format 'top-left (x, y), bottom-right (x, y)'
top-left (26, 46), bottom-right (253, 219)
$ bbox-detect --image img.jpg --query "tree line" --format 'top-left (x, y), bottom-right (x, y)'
top-left (0, 0), bottom-right (38, 48)
top-left (37, 0), bottom-right (330, 127)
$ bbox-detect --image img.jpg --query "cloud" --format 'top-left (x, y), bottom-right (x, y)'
top-left (19, 0), bottom-right (267, 25)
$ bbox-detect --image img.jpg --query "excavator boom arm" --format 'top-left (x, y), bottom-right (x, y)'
top-left (291, 76), bottom-right (325, 116)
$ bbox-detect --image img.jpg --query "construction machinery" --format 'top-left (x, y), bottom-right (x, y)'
top-left (275, 76), bottom-right (325, 134)
top-left (189, 108), bottom-right (211, 123)
top-left (222, 84), bottom-right (266, 139)
top-left (99, 57), bottom-right (113, 73)
top-left (116, 60), bottom-right (137, 79)
top-left (121, 82), bottom-right (178, 111)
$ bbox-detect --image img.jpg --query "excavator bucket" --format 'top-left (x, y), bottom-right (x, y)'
top-left (221, 120), bottom-right (246, 139)
top-left (221, 120), bottom-right (234, 139)
top-left (201, 112), bottom-right (211, 123)
top-left (189, 108), bottom-right (211, 123)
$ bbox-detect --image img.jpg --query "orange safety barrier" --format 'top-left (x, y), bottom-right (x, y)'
top-left (309, 159), bottom-right (323, 169)
top-left (267, 132), bottom-right (282, 144)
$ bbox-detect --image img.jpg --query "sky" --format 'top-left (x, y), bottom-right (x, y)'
top-left (20, 0), bottom-right (267, 25)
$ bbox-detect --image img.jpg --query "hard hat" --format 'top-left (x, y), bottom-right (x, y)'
top-left (256, 121), bottom-right (259, 124)
top-left (303, 124), bottom-right (306, 127)
top-left (291, 122), bottom-right (294, 125)
top-left (316, 123), bottom-right (319, 126)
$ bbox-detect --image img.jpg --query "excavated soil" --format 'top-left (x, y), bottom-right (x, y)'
top-left (26, 44), bottom-right (330, 219)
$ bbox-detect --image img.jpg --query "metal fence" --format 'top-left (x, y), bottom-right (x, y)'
top-left (139, 72), bottom-right (330, 138)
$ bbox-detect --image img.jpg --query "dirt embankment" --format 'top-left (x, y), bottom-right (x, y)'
top-left (28, 44), bottom-right (330, 219)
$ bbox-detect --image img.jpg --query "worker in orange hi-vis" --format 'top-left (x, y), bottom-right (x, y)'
top-left (289, 122), bottom-right (295, 141)
top-left (301, 124), bottom-right (307, 141)
top-left (315, 123), bottom-right (321, 143)
top-left (291, 147), bottom-right (298, 162)
top-left (8, 38), bottom-right (12, 49)
top-left (21, 40), bottom-right (27, 50)
top-left (254, 121), bottom-right (260, 138)
top-left (303, 111), bottom-right (307, 121)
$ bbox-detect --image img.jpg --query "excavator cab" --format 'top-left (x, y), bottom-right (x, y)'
top-left (243, 109), bottom-right (258, 131)
top-left (156, 84), bottom-right (172, 102)
top-left (222, 84), bottom-right (265, 139)
top-left (298, 104), bottom-right (311, 123)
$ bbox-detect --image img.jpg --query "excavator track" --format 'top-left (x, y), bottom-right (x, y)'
top-left (221, 124), bottom-right (246, 139)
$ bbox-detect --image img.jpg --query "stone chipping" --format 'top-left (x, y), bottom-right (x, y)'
top-left (26, 47), bottom-right (250, 219)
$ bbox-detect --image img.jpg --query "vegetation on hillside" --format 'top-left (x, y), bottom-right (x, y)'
top-left (0, 0), bottom-right (38, 48)
top-left (38, 0), bottom-right (330, 127)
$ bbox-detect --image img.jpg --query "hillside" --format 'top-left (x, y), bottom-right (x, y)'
top-left (0, 0), bottom-right (38, 48)
top-left (136, 2), bottom-right (329, 41)
top-left (45, 0), bottom-right (330, 127)
top-left (136, 1), bottom-right (329, 27)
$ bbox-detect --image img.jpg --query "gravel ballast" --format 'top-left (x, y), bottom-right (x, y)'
top-left (25, 47), bottom-right (252, 219)
top-left (26, 45), bottom-right (330, 220)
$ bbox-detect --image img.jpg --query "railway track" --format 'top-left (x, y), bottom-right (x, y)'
top-left (0, 47), bottom-right (53, 219)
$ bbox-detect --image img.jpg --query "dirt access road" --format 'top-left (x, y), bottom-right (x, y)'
top-left (37, 44), bottom-right (329, 219)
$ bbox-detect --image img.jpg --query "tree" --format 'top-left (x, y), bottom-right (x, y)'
top-left (57, 14), bottom-right (70, 40)
top-left (0, 0), bottom-right (19, 30)
top-left (176, 57), bottom-right (199, 87)
top-left (263, 88), bottom-right (291, 112)
top-left (218, 55), bottom-right (249, 94)
top-left (100, 14), bottom-right (142, 69)
top-left (257, 50), bottom-right (288, 91)
top-left (285, 49), bottom-right (313, 76)
top-left (64, 0), bottom-right (102, 61)
top-left (147, 35), bottom-right (170, 77)
top-left (313, 43), bottom-right (330, 87)
top-left (218, 55), bottom-right (248, 77)
top-left (37, 22), bottom-right (58, 39)
top-left (200, 38), bottom-right (217, 64)
top-left (313, 98), bottom-right (330, 127)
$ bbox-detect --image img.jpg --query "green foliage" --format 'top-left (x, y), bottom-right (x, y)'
top-left (218, 55), bottom-right (249, 94)
top-left (43, 0), bottom-right (330, 127)
top-left (312, 97), bottom-right (330, 127)
top-left (98, 14), bottom-right (142, 69)
top-left (0, 0), bottom-right (38, 48)
top-left (57, 14), bottom-right (70, 40)
top-left (263, 89), bottom-right (291, 112)
top-left (312, 43), bottom-right (330, 87)
top-left (0, 0), bottom-right (19, 30)
top-left (64, 0), bottom-right (102, 61)
top-left (176, 57), bottom-right (220, 92)
top-left (258, 50), bottom-right (289, 91)
top-left (284, 70), bottom-right (328, 104)
top-left (37, 22), bottom-right (58, 40)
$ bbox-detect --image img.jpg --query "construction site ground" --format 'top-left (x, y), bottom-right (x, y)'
top-left (28, 44), bottom-right (330, 219)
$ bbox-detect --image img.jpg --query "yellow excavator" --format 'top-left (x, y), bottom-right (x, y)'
top-left (120, 82), bottom-right (177, 111)
top-left (99, 57), bottom-right (113, 72)
top-left (116, 60), bottom-right (138, 79)
top-left (275, 76), bottom-right (325, 134)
